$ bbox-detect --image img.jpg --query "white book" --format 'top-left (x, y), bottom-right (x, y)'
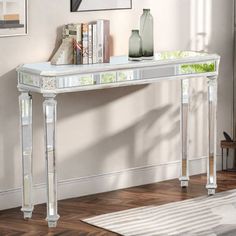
top-left (96, 19), bottom-right (110, 63)
top-left (92, 23), bottom-right (97, 64)
top-left (88, 24), bottom-right (93, 64)
top-left (96, 20), bottom-right (103, 63)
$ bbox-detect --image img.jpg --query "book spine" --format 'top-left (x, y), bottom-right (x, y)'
top-left (88, 24), bottom-right (93, 64)
top-left (103, 20), bottom-right (110, 63)
top-left (75, 24), bottom-right (82, 65)
top-left (96, 20), bottom-right (104, 63)
top-left (82, 23), bottom-right (89, 64)
top-left (70, 24), bottom-right (77, 65)
top-left (92, 24), bottom-right (97, 64)
top-left (73, 37), bottom-right (77, 65)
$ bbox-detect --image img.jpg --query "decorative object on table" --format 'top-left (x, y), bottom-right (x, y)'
top-left (221, 131), bottom-right (236, 171)
top-left (128, 30), bottom-right (142, 61)
top-left (83, 189), bottom-right (236, 236)
top-left (223, 131), bottom-right (233, 142)
top-left (71, 0), bottom-right (132, 12)
top-left (140, 9), bottom-right (154, 59)
top-left (0, 0), bottom-right (27, 37)
top-left (51, 24), bottom-right (81, 65)
top-left (51, 20), bottom-right (110, 65)
top-left (51, 38), bottom-right (74, 65)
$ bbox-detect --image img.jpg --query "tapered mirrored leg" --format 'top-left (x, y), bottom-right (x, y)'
top-left (43, 94), bottom-right (60, 227)
top-left (179, 79), bottom-right (190, 187)
top-left (19, 91), bottom-right (34, 219)
top-left (206, 76), bottom-right (217, 195)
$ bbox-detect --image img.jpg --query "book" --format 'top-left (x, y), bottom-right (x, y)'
top-left (96, 20), bottom-right (110, 63)
top-left (92, 23), bottom-right (97, 64)
top-left (74, 24), bottom-right (82, 65)
top-left (88, 24), bottom-right (93, 64)
top-left (52, 20), bottom-right (110, 65)
top-left (82, 23), bottom-right (89, 64)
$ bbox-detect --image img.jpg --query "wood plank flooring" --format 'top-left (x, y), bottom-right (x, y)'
top-left (0, 171), bottom-right (236, 235)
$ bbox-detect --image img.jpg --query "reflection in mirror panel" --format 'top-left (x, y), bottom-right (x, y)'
top-left (55, 61), bottom-right (216, 90)
top-left (117, 70), bottom-right (134, 82)
top-left (180, 62), bottom-right (215, 74)
top-left (100, 72), bottom-right (116, 84)
top-left (79, 75), bottom-right (94, 86)
top-left (21, 74), bottom-right (40, 87)
top-left (57, 74), bottom-right (94, 88)
top-left (141, 66), bottom-right (176, 80)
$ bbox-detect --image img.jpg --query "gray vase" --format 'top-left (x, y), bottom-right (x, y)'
top-left (128, 30), bottom-right (142, 61)
top-left (140, 9), bottom-right (154, 59)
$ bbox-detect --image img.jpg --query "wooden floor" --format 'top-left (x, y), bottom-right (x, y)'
top-left (0, 171), bottom-right (236, 235)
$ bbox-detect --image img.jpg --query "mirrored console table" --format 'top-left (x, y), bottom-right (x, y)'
top-left (17, 51), bottom-right (220, 227)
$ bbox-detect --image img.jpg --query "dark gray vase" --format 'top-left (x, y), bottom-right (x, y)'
top-left (128, 30), bottom-right (142, 61)
top-left (140, 9), bottom-right (154, 59)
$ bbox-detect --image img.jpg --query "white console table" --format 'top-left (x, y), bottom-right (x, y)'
top-left (17, 51), bottom-right (220, 227)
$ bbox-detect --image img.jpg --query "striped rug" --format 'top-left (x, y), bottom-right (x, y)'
top-left (83, 189), bottom-right (236, 236)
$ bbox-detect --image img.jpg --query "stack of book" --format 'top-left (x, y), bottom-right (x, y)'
top-left (51, 20), bottom-right (110, 65)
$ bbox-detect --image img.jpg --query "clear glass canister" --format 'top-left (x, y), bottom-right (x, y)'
top-left (128, 30), bottom-right (142, 61)
top-left (140, 9), bottom-right (154, 59)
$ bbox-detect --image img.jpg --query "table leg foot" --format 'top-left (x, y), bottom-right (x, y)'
top-left (48, 221), bottom-right (57, 228)
top-left (22, 208), bottom-right (33, 219)
top-left (207, 188), bottom-right (216, 195)
top-left (179, 176), bottom-right (189, 188)
top-left (180, 180), bottom-right (189, 188)
top-left (48, 221), bottom-right (58, 228)
top-left (46, 215), bottom-right (60, 228)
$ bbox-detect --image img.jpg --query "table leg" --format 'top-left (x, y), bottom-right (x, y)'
top-left (19, 91), bottom-right (34, 219)
top-left (206, 76), bottom-right (217, 195)
top-left (226, 148), bottom-right (229, 170)
top-left (43, 94), bottom-right (60, 227)
top-left (179, 79), bottom-right (190, 187)
top-left (221, 148), bottom-right (223, 170)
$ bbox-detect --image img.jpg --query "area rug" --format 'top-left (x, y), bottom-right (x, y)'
top-left (82, 189), bottom-right (236, 236)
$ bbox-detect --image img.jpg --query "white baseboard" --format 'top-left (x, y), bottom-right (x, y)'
top-left (0, 155), bottom-right (221, 211)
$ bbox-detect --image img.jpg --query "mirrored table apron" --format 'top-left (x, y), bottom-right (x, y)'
top-left (17, 51), bottom-right (220, 227)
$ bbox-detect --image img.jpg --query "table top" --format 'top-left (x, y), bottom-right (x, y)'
top-left (17, 51), bottom-right (220, 77)
top-left (17, 51), bottom-right (220, 94)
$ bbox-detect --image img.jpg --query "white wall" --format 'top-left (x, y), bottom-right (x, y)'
top-left (0, 0), bottom-right (234, 210)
